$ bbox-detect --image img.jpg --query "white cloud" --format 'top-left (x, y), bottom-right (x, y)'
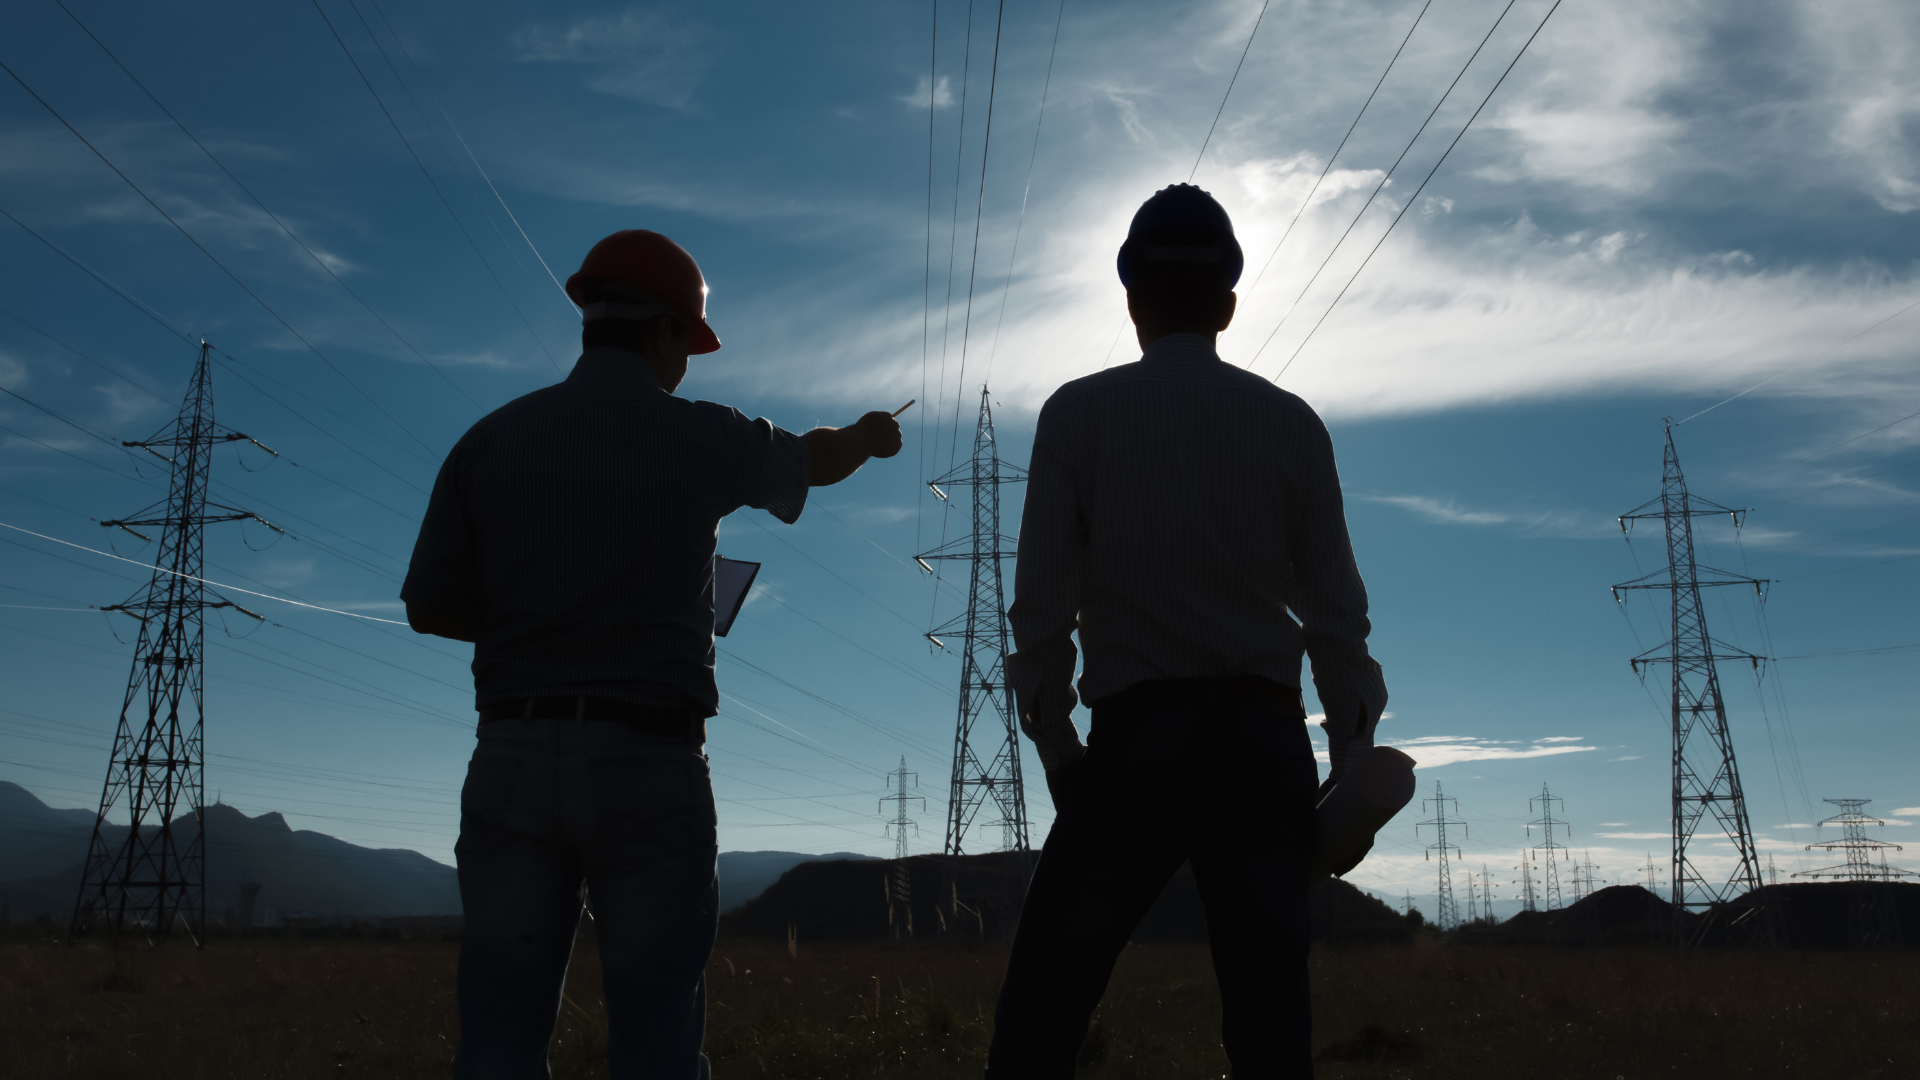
top-left (1597, 831), bottom-right (1670, 840)
top-left (1609, 755), bottom-right (1643, 762)
top-left (1535, 736), bottom-right (1585, 743)
top-left (1893, 808), bottom-right (1920, 817)
top-left (1365, 735), bottom-right (1599, 770)
top-left (899, 75), bottom-right (954, 110)
top-left (1358, 495), bottom-right (1611, 539)
top-left (511, 7), bottom-right (712, 111)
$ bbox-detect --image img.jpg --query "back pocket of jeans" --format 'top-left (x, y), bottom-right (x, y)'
top-left (588, 760), bottom-right (709, 864)
top-left (461, 757), bottom-right (522, 820)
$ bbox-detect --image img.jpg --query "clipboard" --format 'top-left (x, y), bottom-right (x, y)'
top-left (715, 556), bottom-right (761, 638)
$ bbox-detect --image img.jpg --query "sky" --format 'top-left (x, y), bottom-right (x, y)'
top-left (1, 0), bottom-right (1916, 921)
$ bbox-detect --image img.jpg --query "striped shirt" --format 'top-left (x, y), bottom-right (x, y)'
top-left (401, 347), bottom-right (809, 716)
top-left (1006, 332), bottom-right (1386, 766)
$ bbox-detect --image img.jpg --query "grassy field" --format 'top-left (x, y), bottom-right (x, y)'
top-left (2, 934), bottom-right (1915, 1078)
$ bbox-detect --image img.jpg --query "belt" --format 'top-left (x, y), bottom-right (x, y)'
top-left (478, 696), bottom-right (707, 741)
top-left (1090, 675), bottom-right (1302, 728)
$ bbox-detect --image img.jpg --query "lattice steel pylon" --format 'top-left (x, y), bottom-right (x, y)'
top-left (71, 342), bottom-right (266, 944)
top-left (880, 756), bottom-right (924, 861)
top-left (1614, 425), bottom-right (1767, 944)
top-left (1793, 799), bottom-right (1915, 949)
top-left (1416, 782), bottom-right (1465, 930)
top-left (1527, 784), bottom-right (1569, 911)
top-left (917, 387), bottom-right (1030, 854)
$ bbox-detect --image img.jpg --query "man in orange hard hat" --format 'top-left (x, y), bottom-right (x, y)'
top-left (402, 229), bottom-right (903, 1079)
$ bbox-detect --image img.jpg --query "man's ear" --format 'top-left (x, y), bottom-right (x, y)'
top-left (1216, 290), bottom-right (1238, 332)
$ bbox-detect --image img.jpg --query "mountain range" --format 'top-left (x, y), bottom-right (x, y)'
top-left (0, 782), bottom-right (871, 923)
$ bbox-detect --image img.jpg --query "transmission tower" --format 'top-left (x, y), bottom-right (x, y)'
top-left (1481, 863), bottom-right (1498, 921)
top-left (917, 387), bottom-right (1030, 854)
top-left (1516, 851), bottom-right (1539, 913)
top-left (1766, 853), bottom-right (1781, 886)
top-left (71, 342), bottom-right (267, 943)
top-left (1793, 799), bottom-right (1914, 949)
top-left (1464, 869), bottom-right (1479, 923)
top-left (1642, 851), bottom-right (1666, 893)
top-left (1570, 850), bottom-right (1603, 902)
top-left (879, 757), bottom-right (924, 860)
top-left (1615, 425), bottom-right (1767, 943)
top-left (1416, 782), bottom-right (1466, 930)
top-left (1526, 784), bottom-right (1570, 910)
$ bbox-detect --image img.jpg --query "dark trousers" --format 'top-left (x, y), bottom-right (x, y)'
top-left (987, 686), bottom-right (1320, 1078)
top-left (453, 717), bottom-right (719, 1080)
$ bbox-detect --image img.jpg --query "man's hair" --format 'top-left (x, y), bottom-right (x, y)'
top-left (1118, 184), bottom-right (1242, 332)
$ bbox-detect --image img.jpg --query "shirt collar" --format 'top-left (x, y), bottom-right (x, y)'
top-left (570, 346), bottom-right (665, 392)
top-left (1139, 332), bottom-right (1221, 366)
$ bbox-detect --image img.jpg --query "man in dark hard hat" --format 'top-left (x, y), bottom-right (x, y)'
top-left (402, 229), bottom-right (903, 1079)
top-left (989, 185), bottom-right (1388, 1077)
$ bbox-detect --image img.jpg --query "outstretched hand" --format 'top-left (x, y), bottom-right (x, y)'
top-left (852, 410), bottom-right (903, 459)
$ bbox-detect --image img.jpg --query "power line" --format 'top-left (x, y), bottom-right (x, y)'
top-left (0, 519), bottom-right (409, 625)
top-left (305, 0), bottom-right (563, 372)
top-left (51, 0), bottom-right (488, 415)
top-left (341, 0), bottom-right (570, 332)
top-left (1676, 294), bottom-right (1920, 425)
top-left (1242, 0), bottom-right (1433, 294)
top-left (982, 0), bottom-right (1067, 389)
top-left (365, 0), bottom-right (577, 313)
top-left (1244, 0), bottom-right (1521, 372)
top-left (1742, 406), bottom-right (1920, 483)
top-left (1270, 0), bottom-right (1562, 379)
top-left (0, 56), bottom-right (444, 458)
top-left (943, 0), bottom-right (1009, 477)
top-left (1188, 0), bottom-right (1271, 183)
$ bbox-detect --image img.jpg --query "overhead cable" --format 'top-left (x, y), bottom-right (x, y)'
top-left (366, 0), bottom-right (578, 313)
top-left (943, 0), bottom-right (1009, 477)
top-left (343, 0), bottom-right (569, 330)
top-left (0, 519), bottom-right (409, 625)
top-left (1272, 0), bottom-right (1565, 379)
top-left (1246, 0), bottom-right (1523, 372)
top-left (0, 58), bottom-right (444, 458)
top-left (1242, 0), bottom-right (1433, 294)
top-left (51, 0), bottom-right (487, 415)
top-left (1676, 294), bottom-right (1920, 425)
top-left (982, 0), bottom-right (1067, 389)
top-left (1188, 0), bottom-right (1271, 183)
top-left (306, 0), bottom-right (563, 372)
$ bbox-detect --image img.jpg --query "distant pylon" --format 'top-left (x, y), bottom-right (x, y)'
top-left (1464, 869), bottom-right (1479, 923)
top-left (71, 342), bottom-right (271, 944)
top-left (1793, 798), bottom-right (1914, 949)
top-left (1481, 863), bottom-right (1498, 921)
top-left (1766, 853), bottom-right (1781, 886)
top-left (1614, 425), bottom-right (1768, 944)
top-left (1642, 851), bottom-right (1666, 892)
top-left (917, 387), bottom-right (1030, 855)
top-left (1416, 782), bottom-right (1466, 930)
top-left (1527, 785), bottom-right (1570, 910)
top-left (879, 756), bottom-right (924, 861)
top-left (1516, 851), bottom-right (1539, 913)
top-left (1569, 850), bottom-right (1602, 902)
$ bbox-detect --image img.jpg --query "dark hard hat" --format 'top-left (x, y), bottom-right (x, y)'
top-left (566, 230), bottom-right (721, 354)
top-left (1116, 183), bottom-right (1244, 290)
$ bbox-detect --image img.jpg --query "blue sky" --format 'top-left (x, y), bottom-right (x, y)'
top-left (1, 0), bottom-right (1916, 918)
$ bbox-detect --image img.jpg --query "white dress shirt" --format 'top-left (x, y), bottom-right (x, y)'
top-left (1006, 332), bottom-right (1386, 774)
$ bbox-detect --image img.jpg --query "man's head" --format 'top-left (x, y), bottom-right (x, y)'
top-left (567, 230), bottom-right (719, 392)
top-left (1117, 184), bottom-right (1242, 346)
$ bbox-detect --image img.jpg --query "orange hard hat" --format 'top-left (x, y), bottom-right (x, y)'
top-left (565, 230), bottom-right (721, 354)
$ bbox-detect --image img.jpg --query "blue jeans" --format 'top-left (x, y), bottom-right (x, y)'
top-left (987, 695), bottom-right (1320, 1078)
top-left (453, 717), bottom-right (718, 1080)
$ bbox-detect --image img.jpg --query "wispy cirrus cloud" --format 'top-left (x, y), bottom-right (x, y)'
top-left (1357, 494), bottom-right (1613, 539)
top-left (511, 6), bottom-right (712, 111)
top-left (1309, 734), bottom-right (1599, 769)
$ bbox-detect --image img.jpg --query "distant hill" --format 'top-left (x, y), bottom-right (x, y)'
top-left (1452, 881), bottom-right (1920, 949)
top-left (1, 783), bottom-right (872, 925)
top-left (719, 853), bottom-right (1415, 944)
top-left (716, 850), bottom-right (878, 913)
top-left (0, 783), bottom-right (457, 923)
